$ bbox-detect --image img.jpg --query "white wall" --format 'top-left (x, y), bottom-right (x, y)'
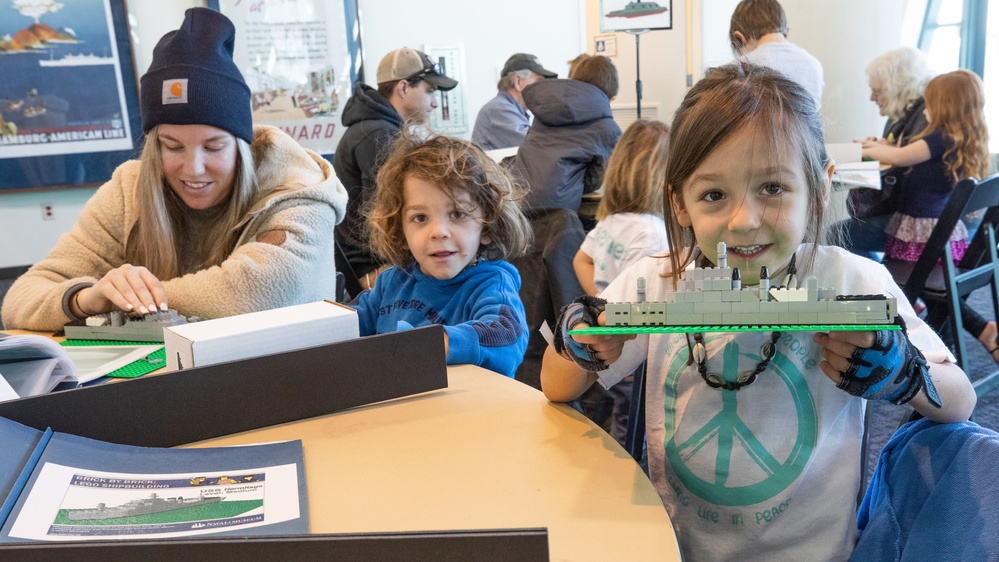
top-left (1, 0), bottom-right (912, 269)
top-left (584, 0), bottom-right (906, 143)
top-left (357, 0), bottom-right (587, 140)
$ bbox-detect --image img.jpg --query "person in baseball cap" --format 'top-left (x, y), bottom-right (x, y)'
top-left (472, 53), bottom-right (556, 150)
top-left (333, 47), bottom-right (459, 296)
top-left (376, 47), bottom-right (458, 92)
top-left (1, 7), bottom-right (349, 332)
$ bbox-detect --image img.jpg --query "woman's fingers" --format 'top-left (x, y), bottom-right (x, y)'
top-left (96, 265), bottom-right (167, 314)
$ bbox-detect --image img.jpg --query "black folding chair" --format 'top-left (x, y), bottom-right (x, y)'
top-left (882, 173), bottom-right (999, 407)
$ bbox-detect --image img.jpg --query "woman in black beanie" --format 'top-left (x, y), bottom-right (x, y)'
top-left (2, 8), bottom-right (348, 330)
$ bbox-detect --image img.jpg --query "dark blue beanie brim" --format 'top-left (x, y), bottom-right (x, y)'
top-left (140, 8), bottom-right (253, 144)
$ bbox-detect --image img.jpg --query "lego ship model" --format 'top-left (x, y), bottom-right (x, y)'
top-left (64, 309), bottom-right (198, 342)
top-left (573, 242), bottom-right (900, 335)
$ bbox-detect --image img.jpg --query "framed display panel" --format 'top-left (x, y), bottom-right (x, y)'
top-left (599, 0), bottom-right (673, 32)
top-left (209, 0), bottom-right (363, 156)
top-left (0, 0), bottom-right (142, 192)
top-left (425, 44), bottom-right (469, 135)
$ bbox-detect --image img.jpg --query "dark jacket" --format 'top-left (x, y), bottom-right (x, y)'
top-left (332, 83), bottom-right (403, 293)
top-left (505, 79), bottom-right (621, 212)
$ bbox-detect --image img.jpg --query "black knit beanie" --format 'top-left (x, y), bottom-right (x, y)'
top-left (140, 8), bottom-right (253, 144)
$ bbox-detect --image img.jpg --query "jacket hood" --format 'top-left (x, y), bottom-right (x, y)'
top-left (341, 83), bottom-right (403, 129)
top-left (523, 79), bottom-right (613, 127)
top-left (240, 125), bottom-right (348, 228)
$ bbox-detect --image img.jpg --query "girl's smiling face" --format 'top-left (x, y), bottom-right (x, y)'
top-left (671, 125), bottom-right (830, 285)
top-left (158, 124), bottom-right (237, 210)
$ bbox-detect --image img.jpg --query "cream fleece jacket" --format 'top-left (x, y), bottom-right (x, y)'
top-left (2, 125), bottom-right (347, 331)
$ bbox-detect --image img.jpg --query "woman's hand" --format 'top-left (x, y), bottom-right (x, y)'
top-left (854, 138), bottom-right (887, 149)
top-left (77, 264), bottom-right (168, 316)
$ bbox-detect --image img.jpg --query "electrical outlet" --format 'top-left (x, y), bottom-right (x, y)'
top-left (42, 203), bottom-right (55, 220)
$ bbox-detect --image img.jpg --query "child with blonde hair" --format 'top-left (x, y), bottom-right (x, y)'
top-left (352, 134), bottom-right (533, 377)
top-left (574, 119), bottom-right (670, 296)
top-left (860, 69), bottom-right (996, 361)
top-left (543, 63), bottom-right (975, 560)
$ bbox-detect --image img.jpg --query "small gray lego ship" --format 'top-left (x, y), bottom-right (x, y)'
top-left (606, 1), bottom-right (669, 18)
top-left (64, 309), bottom-right (198, 342)
top-left (595, 242), bottom-right (898, 332)
top-left (66, 493), bottom-right (222, 521)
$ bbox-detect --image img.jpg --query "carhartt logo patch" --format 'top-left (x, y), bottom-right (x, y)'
top-left (162, 79), bottom-right (188, 104)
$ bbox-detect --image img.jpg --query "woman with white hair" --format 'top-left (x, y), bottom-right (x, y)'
top-left (835, 46), bottom-right (935, 252)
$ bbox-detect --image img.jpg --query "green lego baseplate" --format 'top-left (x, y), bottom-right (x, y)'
top-left (569, 323), bottom-right (903, 336)
top-left (60, 339), bottom-right (165, 379)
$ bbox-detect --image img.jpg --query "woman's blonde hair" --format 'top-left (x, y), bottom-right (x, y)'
top-left (125, 125), bottom-right (257, 279)
top-left (597, 119), bottom-right (670, 221)
top-left (368, 134), bottom-right (532, 268)
top-left (916, 69), bottom-right (993, 183)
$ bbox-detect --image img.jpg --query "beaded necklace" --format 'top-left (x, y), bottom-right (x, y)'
top-left (687, 252), bottom-right (797, 391)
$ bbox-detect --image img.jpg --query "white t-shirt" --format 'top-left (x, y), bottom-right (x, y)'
top-left (596, 244), bottom-right (950, 562)
top-left (741, 42), bottom-right (824, 109)
top-left (579, 212), bottom-right (669, 293)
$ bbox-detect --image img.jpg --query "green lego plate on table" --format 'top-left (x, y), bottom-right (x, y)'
top-left (570, 324), bottom-right (902, 335)
top-left (60, 339), bottom-right (165, 379)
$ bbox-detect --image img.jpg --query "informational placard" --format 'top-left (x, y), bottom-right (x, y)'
top-left (218, 0), bottom-right (361, 155)
top-left (425, 44), bottom-right (469, 135)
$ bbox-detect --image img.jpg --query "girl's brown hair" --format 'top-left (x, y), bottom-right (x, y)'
top-left (368, 134), bottom-right (532, 268)
top-left (597, 119), bottom-right (670, 221)
top-left (663, 62), bottom-right (828, 287)
top-left (916, 69), bottom-right (993, 183)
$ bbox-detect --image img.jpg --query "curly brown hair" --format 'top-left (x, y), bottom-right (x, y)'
top-left (367, 133), bottom-right (532, 268)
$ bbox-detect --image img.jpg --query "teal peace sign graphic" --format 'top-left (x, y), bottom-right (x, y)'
top-left (663, 337), bottom-right (817, 506)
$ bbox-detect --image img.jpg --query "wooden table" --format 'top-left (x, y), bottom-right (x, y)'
top-left (189, 364), bottom-right (680, 561)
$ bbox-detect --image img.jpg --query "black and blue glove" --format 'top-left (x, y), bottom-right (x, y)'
top-left (553, 295), bottom-right (608, 372)
top-left (836, 322), bottom-right (942, 407)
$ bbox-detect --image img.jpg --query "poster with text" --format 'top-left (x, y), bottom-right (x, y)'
top-left (0, 0), bottom-right (136, 159)
top-left (219, 0), bottom-right (355, 155)
top-left (425, 45), bottom-right (468, 135)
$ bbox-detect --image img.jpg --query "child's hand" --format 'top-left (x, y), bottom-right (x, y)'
top-left (553, 297), bottom-right (634, 371)
top-left (813, 329), bottom-right (941, 406)
top-left (567, 312), bottom-right (636, 367)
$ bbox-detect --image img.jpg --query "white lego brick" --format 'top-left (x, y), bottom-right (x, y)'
top-left (702, 313), bottom-right (723, 324)
top-left (742, 290), bottom-right (760, 302)
top-left (760, 301), bottom-right (789, 313)
top-left (731, 302), bottom-right (761, 313)
top-left (798, 312), bottom-right (818, 324)
top-left (721, 290), bottom-right (742, 302)
top-left (778, 312), bottom-right (800, 324)
top-left (701, 302), bottom-right (733, 314)
top-left (703, 291), bottom-right (722, 303)
top-left (817, 312), bottom-right (855, 324)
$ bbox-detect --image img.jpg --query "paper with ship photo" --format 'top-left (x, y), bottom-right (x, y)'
top-left (7, 462), bottom-right (300, 540)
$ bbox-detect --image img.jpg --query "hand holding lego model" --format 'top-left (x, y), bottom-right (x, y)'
top-left (814, 326), bottom-right (941, 407)
top-left (73, 264), bottom-right (168, 318)
top-left (554, 295), bottom-right (635, 371)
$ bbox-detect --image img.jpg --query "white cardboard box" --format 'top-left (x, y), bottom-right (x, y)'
top-left (164, 301), bottom-right (359, 371)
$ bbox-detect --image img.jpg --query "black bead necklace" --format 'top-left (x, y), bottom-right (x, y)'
top-left (687, 252), bottom-right (797, 391)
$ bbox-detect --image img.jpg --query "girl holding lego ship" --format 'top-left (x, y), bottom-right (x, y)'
top-left (2, 9), bottom-right (347, 331)
top-left (541, 63), bottom-right (976, 561)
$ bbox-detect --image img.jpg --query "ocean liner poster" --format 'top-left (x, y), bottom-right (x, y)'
top-left (0, 0), bottom-right (135, 160)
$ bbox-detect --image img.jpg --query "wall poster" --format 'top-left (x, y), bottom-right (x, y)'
top-left (0, 0), bottom-right (142, 192)
top-left (424, 44), bottom-right (468, 135)
top-left (216, 0), bottom-right (362, 156)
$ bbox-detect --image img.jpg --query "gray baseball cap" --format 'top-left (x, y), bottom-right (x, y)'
top-left (501, 53), bottom-right (557, 78)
